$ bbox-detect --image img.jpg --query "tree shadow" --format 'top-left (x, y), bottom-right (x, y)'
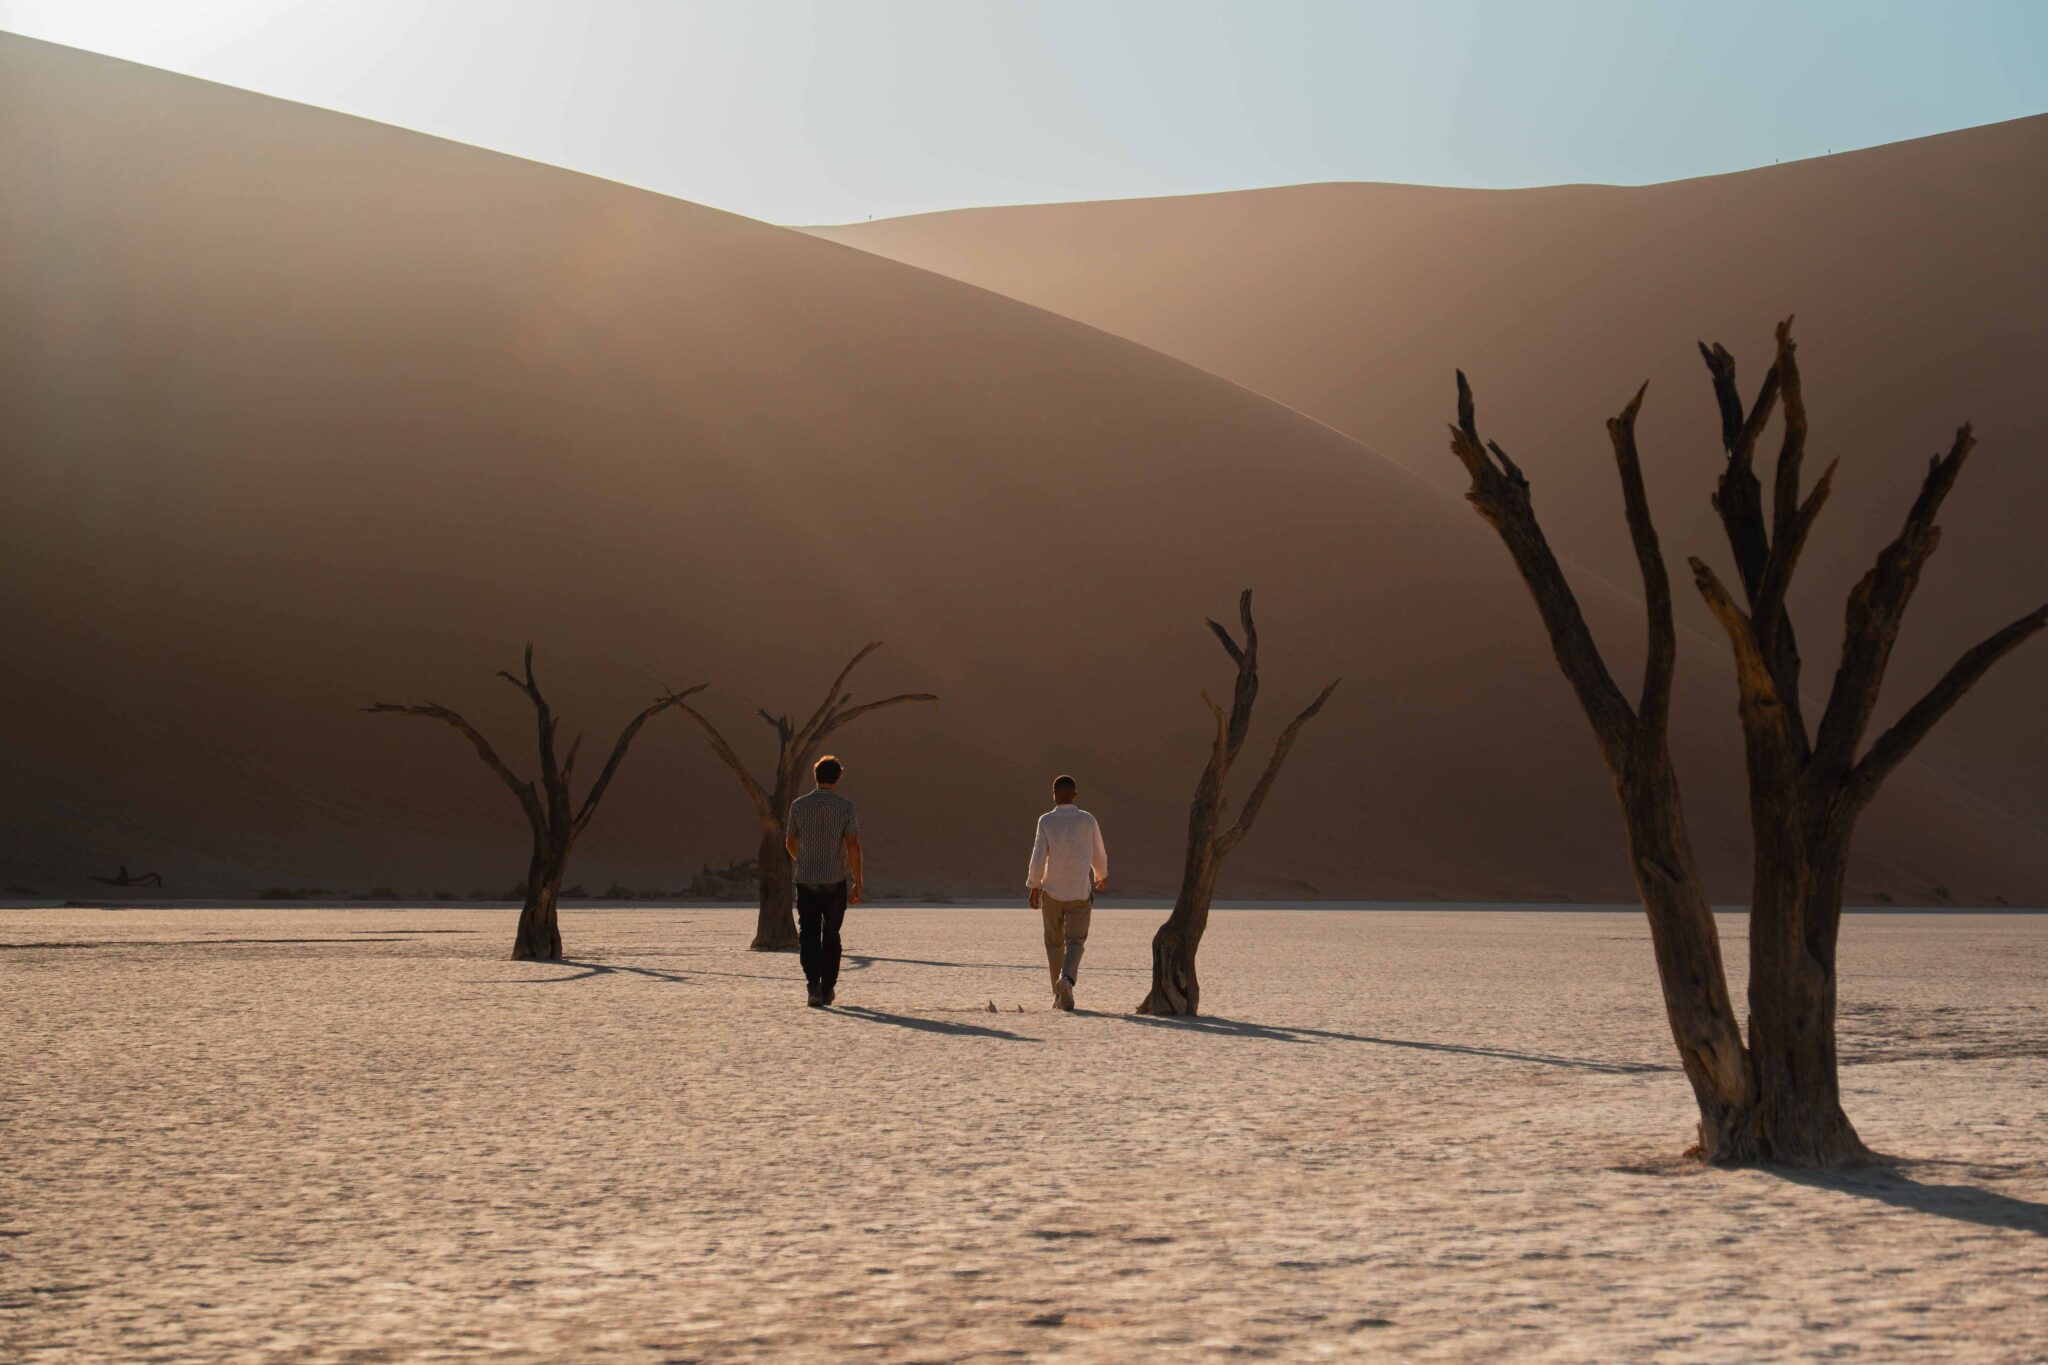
top-left (1124, 1013), bottom-right (1670, 1075)
top-left (833, 1004), bottom-right (1039, 1043)
top-left (497, 958), bottom-right (696, 985)
top-left (843, 953), bottom-right (1011, 973)
top-left (1769, 1164), bottom-right (2048, 1236)
top-left (844, 954), bottom-right (1145, 976)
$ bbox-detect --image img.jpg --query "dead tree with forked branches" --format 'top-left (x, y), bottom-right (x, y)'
top-left (1449, 320), bottom-right (2045, 1165)
top-left (90, 865), bottom-right (163, 889)
top-left (1136, 591), bottom-right (1339, 1016)
top-left (675, 643), bottom-right (937, 952)
top-left (368, 646), bottom-right (703, 961)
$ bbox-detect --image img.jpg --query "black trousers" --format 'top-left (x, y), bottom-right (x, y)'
top-left (796, 880), bottom-right (849, 992)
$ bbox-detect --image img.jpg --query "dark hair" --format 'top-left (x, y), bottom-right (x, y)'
top-left (815, 755), bottom-right (843, 785)
top-left (1052, 774), bottom-right (1077, 794)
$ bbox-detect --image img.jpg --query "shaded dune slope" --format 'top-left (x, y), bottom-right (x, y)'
top-left (812, 119), bottom-right (2048, 846)
top-left (3, 37), bottom-right (2041, 903)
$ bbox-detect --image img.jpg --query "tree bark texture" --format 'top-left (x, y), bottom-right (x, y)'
top-left (511, 844), bottom-right (568, 963)
top-left (1449, 321), bottom-right (2044, 1166)
top-left (1136, 591), bottom-right (1338, 1016)
top-left (752, 807), bottom-right (798, 952)
top-left (369, 646), bottom-right (702, 961)
top-left (676, 643), bottom-right (937, 952)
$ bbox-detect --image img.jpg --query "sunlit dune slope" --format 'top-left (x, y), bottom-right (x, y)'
top-left (3, 36), bottom-right (2042, 903)
top-left (812, 118), bottom-right (2048, 846)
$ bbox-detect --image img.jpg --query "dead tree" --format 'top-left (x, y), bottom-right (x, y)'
top-left (90, 865), bottom-right (163, 888)
top-left (368, 646), bottom-right (703, 961)
top-left (1136, 591), bottom-right (1339, 1016)
top-left (675, 643), bottom-right (936, 952)
top-left (1450, 320), bottom-right (2044, 1165)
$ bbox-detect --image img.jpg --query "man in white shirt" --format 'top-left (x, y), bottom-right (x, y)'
top-left (1025, 774), bottom-right (1108, 1011)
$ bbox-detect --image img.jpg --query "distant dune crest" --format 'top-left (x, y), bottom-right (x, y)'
top-left (4, 34), bottom-right (2043, 905)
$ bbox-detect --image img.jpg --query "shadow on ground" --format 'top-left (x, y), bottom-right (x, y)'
top-left (507, 958), bottom-right (696, 985)
top-left (833, 1004), bottom-right (1038, 1042)
top-left (844, 953), bottom-right (1145, 976)
top-left (1124, 1013), bottom-right (1671, 1075)
top-left (1771, 1163), bottom-right (2048, 1236)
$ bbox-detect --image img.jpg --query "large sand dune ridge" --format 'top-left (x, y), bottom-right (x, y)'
top-left (813, 116), bottom-right (2048, 845)
top-left (3, 35), bottom-right (2044, 903)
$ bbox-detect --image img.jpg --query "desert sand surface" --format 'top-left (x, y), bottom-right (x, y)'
top-left (6, 35), bottom-right (2047, 909)
top-left (4, 905), bottom-right (2045, 1361)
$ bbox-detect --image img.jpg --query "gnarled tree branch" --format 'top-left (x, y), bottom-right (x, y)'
top-left (1847, 604), bottom-right (2048, 807)
top-left (1450, 372), bottom-right (1636, 766)
top-left (1814, 423), bottom-right (1977, 776)
top-left (794, 641), bottom-right (883, 754)
top-left (1700, 321), bottom-right (1811, 754)
top-left (810, 692), bottom-right (940, 755)
top-left (364, 700), bottom-right (546, 836)
top-left (675, 704), bottom-right (776, 826)
top-left (1607, 383), bottom-right (1676, 739)
top-left (575, 684), bottom-right (709, 832)
top-left (1215, 678), bottom-right (1341, 859)
top-left (1701, 338), bottom-right (1780, 601)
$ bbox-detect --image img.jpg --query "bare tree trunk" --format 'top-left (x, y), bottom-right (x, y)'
top-left (1733, 828), bottom-right (1865, 1165)
top-left (1142, 791), bottom-right (1223, 1016)
top-left (751, 820), bottom-right (798, 952)
top-left (1137, 592), bottom-right (1337, 1017)
top-left (512, 843), bottom-right (568, 962)
top-left (1614, 747), bottom-right (1756, 1159)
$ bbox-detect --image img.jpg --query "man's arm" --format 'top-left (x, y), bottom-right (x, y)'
top-left (785, 829), bottom-right (799, 862)
top-left (1091, 816), bottom-right (1108, 892)
top-left (845, 834), bottom-right (863, 904)
top-left (1025, 816), bottom-right (1048, 909)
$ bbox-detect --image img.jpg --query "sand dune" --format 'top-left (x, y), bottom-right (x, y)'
top-left (3, 35), bottom-right (2044, 904)
top-left (5, 905), bottom-right (2046, 1359)
top-left (813, 117), bottom-right (2048, 846)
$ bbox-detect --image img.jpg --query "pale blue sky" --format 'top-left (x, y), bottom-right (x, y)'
top-left (3, 1), bottom-right (2043, 224)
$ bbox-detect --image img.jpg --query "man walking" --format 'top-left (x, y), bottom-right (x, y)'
top-left (785, 754), bottom-right (863, 1008)
top-left (1025, 774), bottom-right (1107, 1011)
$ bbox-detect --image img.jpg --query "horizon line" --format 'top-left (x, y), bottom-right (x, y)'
top-left (5, 28), bottom-right (2043, 232)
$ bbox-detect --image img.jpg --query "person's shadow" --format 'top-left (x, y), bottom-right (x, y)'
top-left (833, 1004), bottom-right (1038, 1043)
top-left (1769, 1162), bottom-right (2048, 1236)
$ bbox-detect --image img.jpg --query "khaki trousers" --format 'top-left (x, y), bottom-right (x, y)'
top-left (1040, 893), bottom-right (1092, 984)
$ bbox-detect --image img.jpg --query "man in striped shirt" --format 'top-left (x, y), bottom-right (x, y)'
top-left (1025, 774), bottom-right (1108, 1011)
top-left (785, 754), bottom-right (863, 1008)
